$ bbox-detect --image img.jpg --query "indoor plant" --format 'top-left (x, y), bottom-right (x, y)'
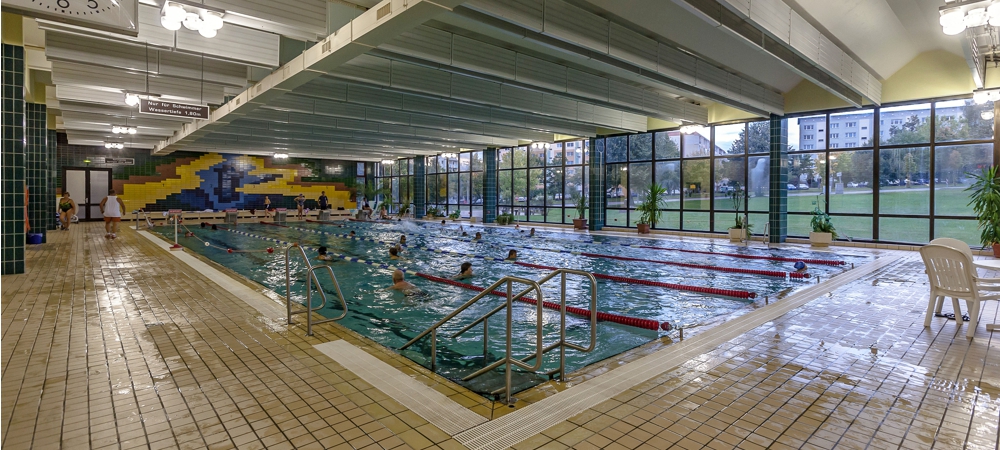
top-left (727, 182), bottom-right (751, 242)
top-left (809, 202), bottom-right (838, 247)
top-left (635, 183), bottom-right (666, 234)
top-left (572, 191), bottom-right (588, 230)
top-left (967, 165), bottom-right (1000, 257)
top-left (448, 210), bottom-right (460, 221)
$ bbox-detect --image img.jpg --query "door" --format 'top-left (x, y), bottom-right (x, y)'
top-left (63, 167), bottom-right (112, 221)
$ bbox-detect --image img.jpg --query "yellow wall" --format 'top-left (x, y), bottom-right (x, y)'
top-left (708, 103), bottom-right (764, 123)
top-left (2, 12), bottom-right (23, 46)
top-left (785, 50), bottom-right (974, 114)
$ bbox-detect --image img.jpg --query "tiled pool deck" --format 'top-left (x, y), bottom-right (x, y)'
top-left (2, 222), bottom-right (998, 449)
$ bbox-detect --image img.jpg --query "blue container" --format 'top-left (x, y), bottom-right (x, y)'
top-left (27, 233), bottom-right (43, 245)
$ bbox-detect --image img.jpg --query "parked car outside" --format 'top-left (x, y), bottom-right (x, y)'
top-left (798, 183), bottom-right (809, 190)
top-left (787, 184), bottom-right (797, 190)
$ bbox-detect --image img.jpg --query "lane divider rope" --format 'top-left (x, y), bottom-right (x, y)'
top-left (277, 223), bottom-right (756, 299)
top-left (309, 220), bottom-right (808, 279)
top-left (212, 226), bottom-right (669, 332)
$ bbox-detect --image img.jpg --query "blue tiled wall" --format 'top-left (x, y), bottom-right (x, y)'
top-left (26, 103), bottom-right (47, 243)
top-left (483, 148), bottom-right (497, 223)
top-left (2, 44), bottom-right (25, 274)
top-left (769, 115), bottom-right (788, 243)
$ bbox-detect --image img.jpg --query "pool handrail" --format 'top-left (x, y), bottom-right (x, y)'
top-left (452, 268), bottom-right (599, 386)
top-left (400, 275), bottom-right (544, 404)
top-left (284, 244), bottom-right (348, 336)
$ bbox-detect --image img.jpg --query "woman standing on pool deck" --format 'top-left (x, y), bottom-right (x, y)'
top-left (295, 194), bottom-right (306, 219)
top-left (58, 192), bottom-right (77, 230)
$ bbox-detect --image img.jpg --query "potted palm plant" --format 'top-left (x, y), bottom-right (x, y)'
top-left (727, 182), bottom-right (751, 242)
top-left (572, 191), bottom-right (588, 230)
top-left (635, 184), bottom-right (666, 234)
top-left (967, 166), bottom-right (1000, 257)
top-left (809, 201), bottom-right (838, 247)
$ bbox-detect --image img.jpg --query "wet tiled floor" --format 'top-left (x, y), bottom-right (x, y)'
top-left (3, 222), bottom-right (998, 449)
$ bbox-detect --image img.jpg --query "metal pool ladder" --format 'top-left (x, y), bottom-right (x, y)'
top-left (284, 244), bottom-right (348, 336)
top-left (399, 268), bottom-right (599, 405)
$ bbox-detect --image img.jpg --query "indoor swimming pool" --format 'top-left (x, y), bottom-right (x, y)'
top-left (154, 220), bottom-right (872, 397)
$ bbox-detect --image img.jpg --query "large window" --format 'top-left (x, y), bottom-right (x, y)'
top-left (376, 159), bottom-right (413, 214)
top-left (497, 141), bottom-right (589, 224)
top-left (784, 98), bottom-right (994, 244)
top-left (425, 151), bottom-right (484, 218)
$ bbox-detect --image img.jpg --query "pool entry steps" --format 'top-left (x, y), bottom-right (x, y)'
top-left (401, 269), bottom-right (598, 405)
top-left (283, 244), bottom-right (348, 336)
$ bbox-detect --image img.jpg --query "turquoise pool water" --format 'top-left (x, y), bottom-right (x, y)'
top-left (155, 220), bottom-right (871, 396)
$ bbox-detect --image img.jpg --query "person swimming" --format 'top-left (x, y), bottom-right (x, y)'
top-left (349, 230), bottom-right (356, 237)
top-left (453, 262), bottom-right (474, 280)
top-left (317, 246), bottom-right (333, 261)
top-left (529, 228), bottom-right (536, 237)
top-left (389, 246), bottom-right (401, 260)
top-left (389, 269), bottom-right (418, 292)
top-left (794, 261), bottom-right (808, 273)
top-left (505, 249), bottom-right (517, 261)
top-left (440, 220), bottom-right (446, 225)
top-left (399, 235), bottom-right (407, 245)
top-left (461, 232), bottom-right (469, 237)
top-left (474, 232), bottom-right (482, 240)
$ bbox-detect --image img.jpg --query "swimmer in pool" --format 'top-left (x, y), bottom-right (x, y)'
top-left (389, 270), bottom-right (417, 291)
top-left (474, 232), bottom-right (482, 240)
top-left (794, 261), bottom-right (808, 273)
top-left (453, 262), bottom-right (474, 280)
top-left (461, 232), bottom-right (469, 237)
top-left (348, 231), bottom-right (356, 237)
top-left (505, 249), bottom-right (517, 261)
top-left (389, 247), bottom-right (401, 260)
top-left (529, 228), bottom-right (535, 237)
top-left (317, 246), bottom-right (333, 261)
top-left (399, 235), bottom-right (407, 245)
top-left (441, 220), bottom-right (446, 225)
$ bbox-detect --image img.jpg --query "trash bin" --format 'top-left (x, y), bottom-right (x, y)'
top-left (27, 233), bottom-right (43, 245)
top-left (319, 210), bottom-right (331, 221)
top-left (224, 210), bottom-right (238, 223)
top-left (275, 210), bottom-right (287, 223)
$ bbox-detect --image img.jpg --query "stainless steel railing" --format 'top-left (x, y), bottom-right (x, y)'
top-left (399, 268), bottom-right (599, 404)
top-left (284, 244), bottom-right (348, 336)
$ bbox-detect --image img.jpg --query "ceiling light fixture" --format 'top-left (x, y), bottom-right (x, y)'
top-left (982, 110), bottom-right (995, 120)
top-left (112, 126), bottom-right (137, 134)
top-left (160, 1), bottom-right (224, 38)
top-left (273, 153), bottom-right (289, 159)
top-left (972, 87), bottom-right (1000, 104)
top-left (939, 1), bottom-right (999, 35)
top-left (440, 152), bottom-right (458, 159)
top-left (104, 142), bottom-right (125, 149)
top-left (124, 92), bottom-right (140, 107)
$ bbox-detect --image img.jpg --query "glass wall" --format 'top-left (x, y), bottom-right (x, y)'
top-left (784, 98), bottom-right (994, 244)
top-left (376, 159), bottom-right (413, 214)
top-left (425, 150), bottom-right (484, 218)
top-left (378, 95), bottom-right (992, 245)
top-left (497, 140), bottom-right (589, 224)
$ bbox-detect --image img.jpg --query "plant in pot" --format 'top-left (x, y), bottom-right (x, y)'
top-left (967, 165), bottom-right (1000, 257)
top-left (635, 183), bottom-right (667, 234)
top-left (572, 191), bottom-right (588, 230)
top-left (495, 213), bottom-right (514, 226)
top-left (424, 207), bottom-right (439, 220)
top-left (448, 210), bottom-right (460, 221)
top-left (809, 202), bottom-right (838, 247)
top-left (726, 181), bottom-right (751, 242)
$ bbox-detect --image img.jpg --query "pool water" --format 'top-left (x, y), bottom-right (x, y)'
top-left (155, 221), bottom-right (871, 396)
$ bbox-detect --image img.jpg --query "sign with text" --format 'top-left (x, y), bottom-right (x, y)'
top-left (88, 157), bottom-right (135, 165)
top-left (140, 99), bottom-right (209, 119)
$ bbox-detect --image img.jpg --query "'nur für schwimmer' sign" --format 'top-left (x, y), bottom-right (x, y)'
top-left (140, 99), bottom-right (209, 119)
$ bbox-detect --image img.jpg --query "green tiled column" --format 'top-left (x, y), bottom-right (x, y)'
top-left (2, 44), bottom-right (25, 274)
top-left (47, 129), bottom-right (57, 231)
top-left (413, 157), bottom-right (425, 218)
top-left (769, 114), bottom-right (788, 243)
top-left (588, 137), bottom-right (605, 231)
top-left (26, 103), bottom-right (47, 243)
top-left (483, 148), bottom-right (497, 223)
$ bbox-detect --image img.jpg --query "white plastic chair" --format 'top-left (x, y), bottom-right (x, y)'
top-left (926, 238), bottom-right (976, 317)
top-left (920, 244), bottom-right (1000, 339)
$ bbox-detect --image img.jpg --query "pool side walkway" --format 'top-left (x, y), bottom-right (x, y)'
top-left (2, 222), bottom-right (998, 449)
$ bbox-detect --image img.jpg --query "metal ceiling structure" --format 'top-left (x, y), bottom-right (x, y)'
top-left (20, 0), bottom-right (906, 161)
